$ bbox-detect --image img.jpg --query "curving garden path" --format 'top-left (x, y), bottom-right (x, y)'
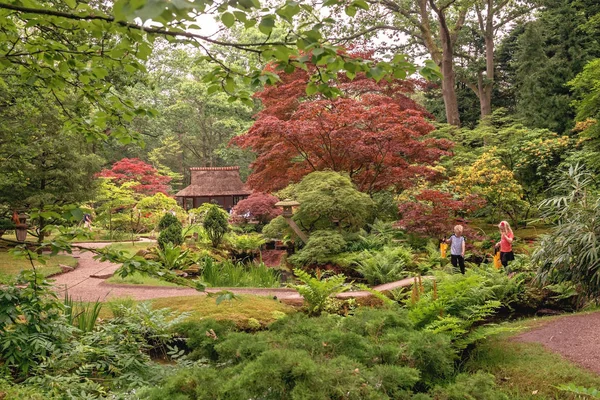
top-left (515, 311), bottom-right (600, 375)
top-left (50, 241), bottom-right (419, 303)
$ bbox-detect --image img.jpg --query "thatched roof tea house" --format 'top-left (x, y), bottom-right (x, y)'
top-left (175, 166), bottom-right (251, 211)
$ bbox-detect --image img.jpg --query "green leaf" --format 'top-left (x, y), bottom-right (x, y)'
top-left (305, 82), bottom-right (318, 96)
top-left (258, 16), bottom-right (276, 35)
top-left (92, 67), bottom-right (108, 79)
top-left (367, 66), bottom-right (385, 82)
top-left (207, 84), bottom-right (220, 95)
top-left (345, 5), bottom-right (357, 17)
top-left (221, 12), bottom-right (235, 28)
top-left (64, 0), bottom-right (77, 9)
top-left (233, 11), bottom-right (247, 22)
top-left (393, 68), bottom-right (407, 79)
top-left (352, 0), bottom-right (369, 10)
top-left (224, 76), bottom-right (235, 92)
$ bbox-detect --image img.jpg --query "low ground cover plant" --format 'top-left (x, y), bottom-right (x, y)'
top-left (201, 258), bottom-right (281, 288)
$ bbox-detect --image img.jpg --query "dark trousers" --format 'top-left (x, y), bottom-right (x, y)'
top-left (500, 251), bottom-right (515, 273)
top-left (451, 255), bottom-right (465, 274)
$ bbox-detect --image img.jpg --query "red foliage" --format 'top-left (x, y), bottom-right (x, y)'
top-left (231, 192), bottom-right (281, 224)
top-left (397, 190), bottom-right (485, 239)
top-left (231, 60), bottom-right (453, 194)
top-left (97, 158), bottom-right (171, 195)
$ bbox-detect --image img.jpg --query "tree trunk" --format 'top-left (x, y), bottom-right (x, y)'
top-left (38, 178), bottom-right (46, 243)
top-left (476, 70), bottom-right (493, 118)
top-left (441, 55), bottom-right (461, 126)
top-left (438, 9), bottom-right (461, 126)
top-left (478, 32), bottom-right (494, 118)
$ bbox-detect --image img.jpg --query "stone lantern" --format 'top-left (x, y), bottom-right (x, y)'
top-left (274, 199), bottom-right (308, 243)
top-left (15, 213), bottom-right (28, 242)
top-left (275, 199), bottom-right (299, 218)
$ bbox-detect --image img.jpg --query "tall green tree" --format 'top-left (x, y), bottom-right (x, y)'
top-left (0, 84), bottom-right (103, 240)
top-left (507, 0), bottom-right (600, 132)
top-left (569, 59), bottom-right (600, 171)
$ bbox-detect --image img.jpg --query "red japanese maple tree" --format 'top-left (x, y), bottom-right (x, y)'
top-left (397, 190), bottom-right (485, 239)
top-left (231, 59), bottom-right (454, 194)
top-left (231, 192), bottom-right (281, 225)
top-left (97, 158), bottom-right (171, 195)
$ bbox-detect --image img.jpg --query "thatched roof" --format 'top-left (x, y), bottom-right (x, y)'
top-left (175, 167), bottom-right (252, 197)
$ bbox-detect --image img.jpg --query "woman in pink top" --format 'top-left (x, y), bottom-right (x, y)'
top-left (495, 220), bottom-right (514, 270)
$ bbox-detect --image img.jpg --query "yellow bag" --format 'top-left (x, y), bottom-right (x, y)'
top-left (440, 242), bottom-right (448, 258)
top-left (493, 252), bottom-right (502, 269)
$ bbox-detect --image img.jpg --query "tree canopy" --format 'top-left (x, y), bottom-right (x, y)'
top-left (233, 62), bottom-right (452, 194)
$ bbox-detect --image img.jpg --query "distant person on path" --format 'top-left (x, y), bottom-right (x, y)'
top-left (496, 220), bottom-right (514, 272)
top-left (446, 225), bottom-right (466, 274)
top-left (83, 213), bottom-right (92, 231)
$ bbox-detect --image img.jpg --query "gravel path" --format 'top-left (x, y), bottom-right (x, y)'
top-left (515, 311), bottom-right (600, 375)
top-left (50, 241), bottom-right (421, 302)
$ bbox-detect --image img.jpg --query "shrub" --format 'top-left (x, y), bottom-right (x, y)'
top-left (153, 243), bottom-right (192, 270)
top-left (431, 371), bottom-right (508, 400)
top-left (407, 268), bottom-right (516, 350)
top-left (157, 212), bottom-right (179, 231)
top-left (173, 319), bottom-right (237, 361)
top-left (288, 268), bottom-right (351, 316)
top-left (533, 164), bottom-right (600, 301)
top-left (231, 192), bottom-right (281, 225)
top-left (262, 215), bottom-right (292, 239)
top-left (288, 230), bottom-right (347, 266)
top-left (158, 222), bottom-right (183, 250)
top-left (203, 204), bottom-right (229, 248)
top-left (354, 246), bottom-right (414, 285)
top-left (293, 171), bottom-right (374, 232)
top-left (226, 233), bottom-right (266, 259)
top-left (143, 308), bottom-right (459, 398)
top-left (371, 190), bottom-right (400, 222)
top-left (137, 193), bottom-right (185, 232)
top-left (0, 271), bottom-right (74, 378)
top-left (0, 219), bottom-right (15, 232)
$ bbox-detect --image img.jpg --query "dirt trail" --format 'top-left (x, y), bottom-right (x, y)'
top-left (515, 311), bottom-right (600, 375)
top-left (50, 241), bottom-right (420, 302)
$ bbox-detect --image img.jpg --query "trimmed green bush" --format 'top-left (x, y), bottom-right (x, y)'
top-left (158, 221), bottom-right (183, 249)
top-left (157, 212), bottom-right (179, 231)
top-left (203, 204), bottom-right (229, 248)
top-left (288, 230), bottom-right (347, 266)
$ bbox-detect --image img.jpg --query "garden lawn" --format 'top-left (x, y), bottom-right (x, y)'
top-left (0, 251), bottom-right (77, 283)
top-left (106, 271), bottom-right (180, 287)
top-left (101, 295), bottom-right (296, 329)
top-left (104, 241), bottom-right (152, 256)
top-left (465, 317), bottom-right (600, 399)
top-left (41, 229), bottom-right (148, 243)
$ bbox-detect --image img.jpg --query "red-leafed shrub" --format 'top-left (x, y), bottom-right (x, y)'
top-left (397, 190), bottom-right (485, 239)
top-left (98, 158), bottom-right (171, 195)
top-left (231, 192), bottom-right (281, 225)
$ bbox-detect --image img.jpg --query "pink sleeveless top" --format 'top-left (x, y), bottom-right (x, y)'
top-left (500, 232), bottom-right (513, 252)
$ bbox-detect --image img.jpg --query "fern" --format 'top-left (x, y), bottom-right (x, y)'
top-left (556, 383), bottom-right (600, 398)
top-left (354, 246), bottom-right (413, 285)
top-left (289, 269), bottom-right (351, 316)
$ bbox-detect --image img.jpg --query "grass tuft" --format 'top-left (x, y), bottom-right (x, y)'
top-left (465, 318), bottom-right (600, 399)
